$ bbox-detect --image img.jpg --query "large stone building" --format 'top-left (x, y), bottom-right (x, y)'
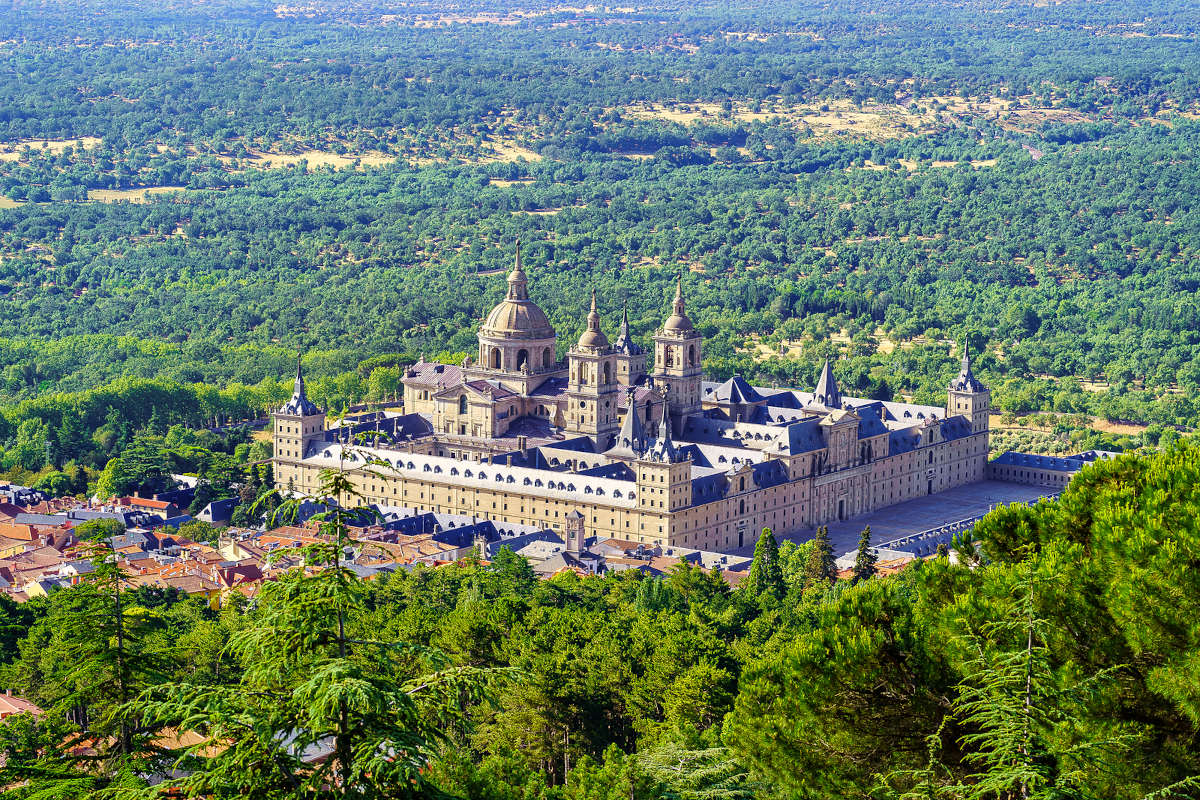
top-left (273, 245), bottom-right (991, 551)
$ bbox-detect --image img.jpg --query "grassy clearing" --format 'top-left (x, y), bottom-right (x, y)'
top-left (88, 186), bottom-right (186, 203)
top-left (0, 137), bottom-right (101, 162)
top-left (621, 94), bottom-right (1154, 141)
top-left (230, 150), bottom-right (397, 170)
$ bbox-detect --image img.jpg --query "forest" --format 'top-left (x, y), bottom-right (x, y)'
top-left (0, 0), bottom-right (1197, 482)
top-left (0, 429), bottom-right (1199, 798)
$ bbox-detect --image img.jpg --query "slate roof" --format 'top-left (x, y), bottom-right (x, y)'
top-left (277, 358), bottom-right (321, 417)
top-left (990, 451), bottom-right (1087, 473)
top-left (948, 344), bottom-right (987, 393)
top-left (463, 379), bottom-right (517, 400)
top-left (612, 301), bottom-right (644, 355)
top-left (403, 360), bottom-right (464, 389)
top-left (709, 375), bottom-right (764, 405)
top-left (811, 360), bottom-right (842, 409)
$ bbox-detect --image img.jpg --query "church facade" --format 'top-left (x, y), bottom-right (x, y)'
top-left (273, 245), bottom-right (990, 551)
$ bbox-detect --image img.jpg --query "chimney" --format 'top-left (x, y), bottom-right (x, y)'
top-left (518, 435), bottom-right (528, 459)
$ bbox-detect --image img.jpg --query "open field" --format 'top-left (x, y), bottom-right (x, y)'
top-left (88, 186), bottom-right (187, 203)
top-left (233, 150), bottom-right (397, 170)
top-left (621, 94), bottom-right (1174, 141)
top-left (0, 136), bottom-right (101, 161)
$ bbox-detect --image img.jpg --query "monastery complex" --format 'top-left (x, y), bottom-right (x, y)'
top-left (273, 245), bottom-right (992, 551)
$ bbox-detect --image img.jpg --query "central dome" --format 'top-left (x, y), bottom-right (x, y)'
top-left (482, 298), bottom-right (555, 340)
top-left (480, 242), bottom-right (556, 341)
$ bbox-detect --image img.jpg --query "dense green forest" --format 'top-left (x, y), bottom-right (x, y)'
top-left (2, 430), bottom-right (1199, 798)
top-left (0, 0), bottom-right (1198, 481)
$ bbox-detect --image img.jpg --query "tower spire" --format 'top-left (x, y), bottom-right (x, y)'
top-left (575, 286), bottom-right (610, 349)
top-left (278, 351), bottom-right (320, 416)
top-left (661, 271), bottom-right (694, 333)
top-left (605, 386), bottom-right (647, 459)
top-left (506, 239), bottom-right (529, 301)
top-left (813, 359), bottom-right (841, 409)
top-left (649, 388), bottom-right (681, 462)
top-left (949, 338), bottom-right (986, 393)
top-left (614, 297), bottom-right (643, 355)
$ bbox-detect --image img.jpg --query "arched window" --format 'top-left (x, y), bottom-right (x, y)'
top-left (603, 363), bottom-right (611, 384)
top-left (688, 344), bottom-right (696, 365)
top-left (665, 347), bottom-right (674, 368)
top-left (458, 394), bottom-right (467, 415)
top-left (645, 399), bottom-right (653, 423)
top-left (490, 348), bottom-right (501, 369)
top-left (543, 347), bottom-right (553, 368)
top-left (517, 349), bottom-right (529, 370)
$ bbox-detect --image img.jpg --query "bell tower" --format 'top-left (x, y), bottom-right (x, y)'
top-left (566, 290), bottom-right (620, 448)
top-left (272, 355), bottom-right (325, 494)
top-left (652, 273), bottom-right (703, 431)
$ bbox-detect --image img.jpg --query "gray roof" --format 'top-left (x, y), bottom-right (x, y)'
top-left (606, 388), bottom-right (650, 459)
top-left (948, 344), bottom-right (987, 393)
top-left (612, 301), bottom-right (644, 355)
top-left (812, 360), bottom-right (842, 409)
top-left (990, 451), bottom-right (1088, 473)
top-left (710, 375), bottom-right (764, 405)
top-left (277, 358), bottom-right (321, 417)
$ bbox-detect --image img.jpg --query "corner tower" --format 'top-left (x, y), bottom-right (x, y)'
top-left (652, 273), bottom-right (703, 431)
top-left (566, 290), bottom-right (620, 448)
top-left (947, 341), bottom-right (990, 434)
top-left (272, 355), bottom-right (325, 493)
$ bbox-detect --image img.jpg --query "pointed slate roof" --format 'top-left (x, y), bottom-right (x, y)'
top-left (948, 341), bottom-right (987, 393)
top-left (613, 299), bottom-right (644, 355)
top-left (605, 387), bottom-right (649, 459)
top-left (647, 407), bottom-right (683, 463)
top-left (277, 355), bottom-right (321, 417)
top-left (811, 360), bottom-right (842, 409)
top-left (714, 375), bottom-right (764, 405)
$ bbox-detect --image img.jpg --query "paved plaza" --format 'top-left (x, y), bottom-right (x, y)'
top-left (730, 480), bottom-right (1056, 559)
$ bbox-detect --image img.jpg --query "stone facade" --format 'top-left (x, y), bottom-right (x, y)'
top-left (274, 246), bottom-right (991, 550)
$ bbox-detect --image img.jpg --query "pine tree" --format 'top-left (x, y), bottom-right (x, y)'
top-left (0, 518), bottom-right (171, 794)
top-left (803, 526), bottom-right (837, 589)
top-left (852, 526), bottom-right (877, 583)
top-left (126, 443), bottom-right (487, 798)
top-left (741, 527), bottom-right (785, 603)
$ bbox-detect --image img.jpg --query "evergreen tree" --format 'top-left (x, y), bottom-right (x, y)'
top-left (639, 744), bottom-right (756, 799)
top-left (0, 518), bottom-right (169, 794)
top-left (852, 526), bottom-right (877, 583)
top-left (125, 448), bottom-right (486, 798)
top-left (741, 527), bottom-right (785, 603)
top-left (802, 526), bottom-right (837, 589)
